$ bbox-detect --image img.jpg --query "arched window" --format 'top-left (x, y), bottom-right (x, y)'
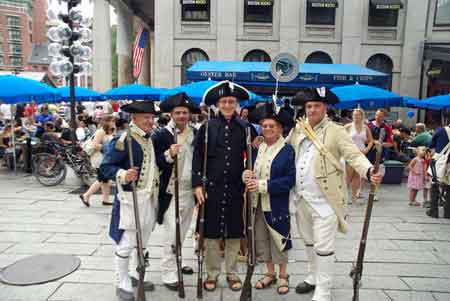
top-left (366, 53), bottom-right (394, 90)
top-left (181, 48), bottom-right (209, 84)
top-left (305, 51), bottom-right (333, 64)
top-left (243, 50), bottom-right (271, 62)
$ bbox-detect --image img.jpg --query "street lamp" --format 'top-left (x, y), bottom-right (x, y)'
top-left (47, 0), bottom-right (93, 149)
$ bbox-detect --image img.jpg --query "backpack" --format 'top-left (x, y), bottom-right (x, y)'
top-left (431, 127), bottom-right (450, 183)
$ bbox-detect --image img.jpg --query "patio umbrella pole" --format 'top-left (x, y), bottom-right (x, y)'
top-left (10, 105), bottom-right (17, 174)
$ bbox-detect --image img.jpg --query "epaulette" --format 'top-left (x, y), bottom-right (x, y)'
top-left (115, 131), bottom-right (128, 151)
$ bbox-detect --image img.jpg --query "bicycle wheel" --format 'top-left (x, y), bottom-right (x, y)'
top-left (34, 153), bottom-right (67, 186)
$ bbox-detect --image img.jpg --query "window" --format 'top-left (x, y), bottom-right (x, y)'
top-left (9, 56), bottom-right (22, 66)
top-left (306, 0), bottom-right (338, 25)
top-left (244, 0), bottom-right (273, 23)
top-left (8, 29), bottom-right (21, 41)
top-left (181, 0), bottom-right (210, 22)
top-left (434, 0), bottom-right (450, 26)
top-left (366, 53), bottom-right (393, 90)
top-left (181, 48), bottom-right (209, 84)
top-left (368, 0), bottom-right (403, 27)
top-left (305, 51), bottom-right (333, 64)
top-left (7, 16), bottom-right (20, 27)
top-left (243, 50), bottom-right (271, 62)
top-left (9, 43), bottom-right (22, 54)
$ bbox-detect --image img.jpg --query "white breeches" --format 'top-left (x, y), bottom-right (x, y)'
top-left (295, 199), bottom-right (337, 301)
top-left (160, 190), bottom-right (195, 284)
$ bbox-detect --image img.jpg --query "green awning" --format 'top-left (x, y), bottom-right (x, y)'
top-left (370, 0), bottom-right (403, 10)
top-left (307, 0), bottom-right (339, 8)
top-left (247, 0), bottom-right (273, 6)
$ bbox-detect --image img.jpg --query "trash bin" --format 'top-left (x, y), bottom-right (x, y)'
top-left (382, 160), bottom-right (405, 184)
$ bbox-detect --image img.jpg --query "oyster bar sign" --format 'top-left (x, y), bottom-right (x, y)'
top-left (199, 71), bottom-right (237, 79)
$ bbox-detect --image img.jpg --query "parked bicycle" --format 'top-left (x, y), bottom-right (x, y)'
top-left (33, 140), bottom-right (97, 187)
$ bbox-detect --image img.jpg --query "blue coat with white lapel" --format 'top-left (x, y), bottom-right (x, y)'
top-left (100, 129), bottom-right (156, 244)
top-left (252, 141), bottom-right (296, 252)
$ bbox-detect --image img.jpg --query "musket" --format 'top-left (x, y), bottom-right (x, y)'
top-left (428, 159), bottom-right (440, 218)
top-left (126, 130), bottom-right (146, 301)
top-left (240, 126), bottom-right (256, 301)
top-left (197, 108), bottom-right (209, 299)
top-left (173, 127), bottom-right (185, 298)
top-left (350, 128), bottom-right (384, 301)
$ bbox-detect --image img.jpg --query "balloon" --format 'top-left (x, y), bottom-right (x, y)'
top-left (407, 111), bottom-right (415, 119)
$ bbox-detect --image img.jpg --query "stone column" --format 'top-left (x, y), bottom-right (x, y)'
top-left (216, 0), bottom-right (237, 60)
top-left (154, 0), bottom-right (174, 87)
top-left (279, 0), bottom-right (300, 56)
top-left (92, 0), bottom-right (112, 91)
top-left (340, 0), bottom-right (363, 64)
top-left (116, 0), bottom-right (134, 85)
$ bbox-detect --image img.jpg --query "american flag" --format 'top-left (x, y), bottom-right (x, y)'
top-left (132, 25), bottom-right (149, 80)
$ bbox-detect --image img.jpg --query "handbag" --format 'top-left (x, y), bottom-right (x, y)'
top-left (82, 135), bottom-right (96, 156)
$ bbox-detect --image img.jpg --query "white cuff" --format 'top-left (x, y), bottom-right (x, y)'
top-left (117, 169), bottom-right (129, 185)
top-left (164, 149), bottom-right (175, 163)
top-left (257, 180), bottom-right (268, 194)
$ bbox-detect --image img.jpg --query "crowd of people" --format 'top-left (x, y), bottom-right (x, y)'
top-left (1, 82), bottom-right (448, 301)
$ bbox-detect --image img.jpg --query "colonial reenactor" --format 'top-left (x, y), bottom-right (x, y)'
top-left (243, 103), bottom-right (296, 295)
top-left (286, 88), bottom-right (383, 301)
top-left (192, 80), bottom-right (255, 292)
top-left (100, 101), bottom-right (159, 301)
top-left (152, 92), bottom-right (199, 290)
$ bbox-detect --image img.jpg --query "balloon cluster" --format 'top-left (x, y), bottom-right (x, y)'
top-left (47, 0), bottom-right (93, 77)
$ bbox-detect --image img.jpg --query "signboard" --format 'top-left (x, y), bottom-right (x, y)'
top-left (182, 0), bottom-right (207, 5)
top-left (247, 0), bottom-right (273, 6)
top-left (270, 53), bottom-right (299, 83)
top-left (309, 0), bottom-right (338, 8)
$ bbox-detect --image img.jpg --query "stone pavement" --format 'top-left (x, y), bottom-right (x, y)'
top-left (0, 169), bottom-right (450, 301)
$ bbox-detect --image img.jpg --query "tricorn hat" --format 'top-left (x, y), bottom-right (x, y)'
top-left (292, 87), bottom-right (339, 106)
top-left (202, 80), bottom-right (250, 106)
top-left (120, 101), bottom-right (158, 114)
top-left (160, 92), bottom-right (200, 114)
top-left (248, 102), bottom-right (294, 128)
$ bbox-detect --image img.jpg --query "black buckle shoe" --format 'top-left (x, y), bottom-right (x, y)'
top-left (164, 282), bottom-right (179, 291)
top-left (181, 266), bottom-right (194, 275)
top-left (131, 277), bottom-right (155, 291)
top-left (295, 281), bottom-right (315, 294)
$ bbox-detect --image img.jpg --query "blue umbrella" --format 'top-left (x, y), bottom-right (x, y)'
top-left (332, 84), bottom-right (403, 109)
top-left (161, 80), bottom-right (263, 105)
top-left (0, 75), bottom-right (60, 104)
top-left (404, 96), bottom-right (426, 109)
top-left (103, 83), bottom-right (166, 100)
top-left (57, 86), bottom-right (102, 102)
top-left (420, 94), bottom-right (450, 110)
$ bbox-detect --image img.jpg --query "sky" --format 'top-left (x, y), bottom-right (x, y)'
top-left (47, 0), bottom-right (117, 25)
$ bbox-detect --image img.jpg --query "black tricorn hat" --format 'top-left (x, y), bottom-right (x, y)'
top-left (160, 92), bottom-right (200, 114)
top-left (121, 101), bottom-right (158, 114)
top-left (292, 87), bottom-right (339, 106)
top-left (248, 102), bottom-right (294, 128)
top-left (203, 80), bottom-right (250, 106)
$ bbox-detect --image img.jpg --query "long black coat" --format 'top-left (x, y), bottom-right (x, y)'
top-left (152, 126), bottom-right (197, 224)
top-left (192, 114), bottom-right (255, 239)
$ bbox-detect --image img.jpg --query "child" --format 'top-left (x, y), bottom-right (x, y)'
top-left (423, 149), bottom-right (432, 208)
top-left (407, 146), bottom-right (426, 206)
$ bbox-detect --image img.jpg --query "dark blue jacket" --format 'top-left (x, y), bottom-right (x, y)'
top-left (100, 134), bottom-right (146, 244)
top-left (254, 143), bottom-right (296, 252)
top-left (430, 127), bottom-right (450, 153)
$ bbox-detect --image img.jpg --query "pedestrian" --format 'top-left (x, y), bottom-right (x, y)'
top-left (100, 101), bottom-right (159, 301)
top-left (152, 92), bottom-right (199, 290)
top-left (410, 123), bottom-right (432, 147)
top-left (407, 146), bottom-right (427, 207)
top-left (344, 108), bottom-right (374, 204)
top-left (243, 102), bottom-right (295, 295)
top-left (192, 80), bottom-right (255, 292)
top-left (80, 114), bottom-right (116, 206)
top-left (366, 109), bottom-right (394, 163)
top-left (287, 88), bottom-right (383, 301)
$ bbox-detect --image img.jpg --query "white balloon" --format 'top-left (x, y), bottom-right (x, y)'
top-left (48, 42), bottom-right (63, 57)
top-left (78, 62), bottom-right (93, 76)
top-left (79, 46), bottom-right (92, 61)
top-left (78, 27), bottom-right (92, 43)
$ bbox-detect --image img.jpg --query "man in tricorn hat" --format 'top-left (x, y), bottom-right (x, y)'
top-left (192, 80), bottom-right (256, 292)
top-left (152, 92), bottom-right (199, 290)
top-left (100, 101), bottom-right (159, 301)
top-left (287, 88), bottom-right (383, 301)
